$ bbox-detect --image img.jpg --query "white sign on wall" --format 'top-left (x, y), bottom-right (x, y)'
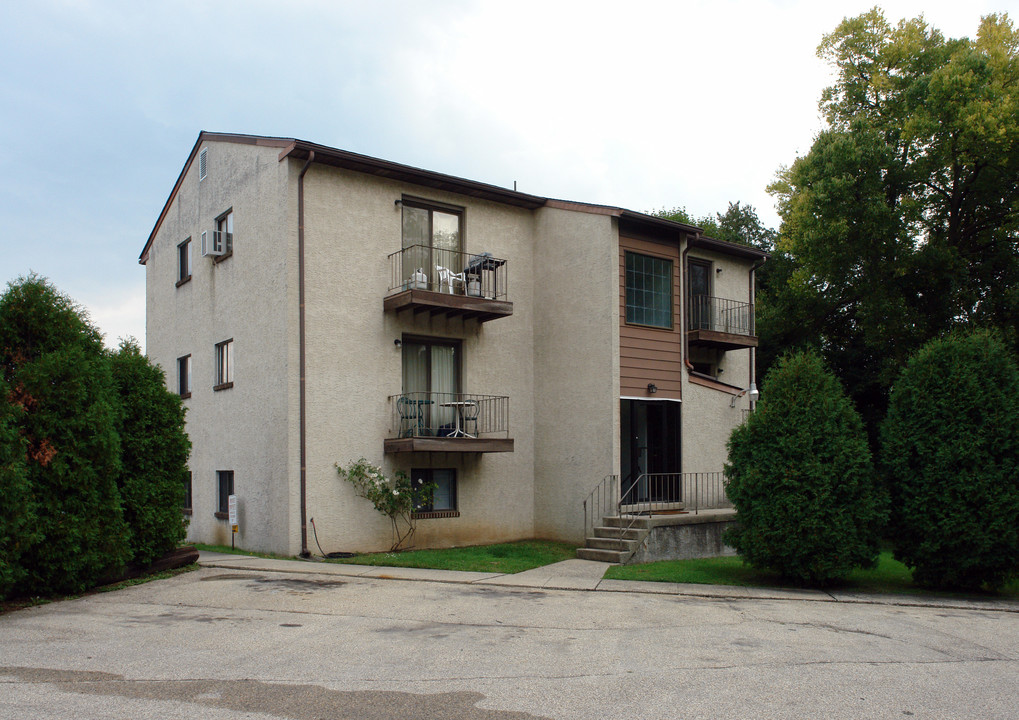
top-left (228, 494), bottom-right (238, 532)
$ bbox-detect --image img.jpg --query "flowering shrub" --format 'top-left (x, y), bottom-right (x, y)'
top-left (336, 458), bottom-right (435, 551)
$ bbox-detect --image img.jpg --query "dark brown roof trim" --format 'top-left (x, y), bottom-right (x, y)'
top-left (689, 234), bottom-right (770, 260)
top-left (278, 140), bottom-right (547, 210)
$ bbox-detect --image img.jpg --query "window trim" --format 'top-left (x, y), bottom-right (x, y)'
top-left (215, 470), bottom-right (234, 519)
top-left (176, 237), bottom-right (192, 287)
top-left (214, 339), bottom-right (233, 391)
top-left (624, 250), bottom-right (674, 330)
top-left (177, 354), bottom-right (192, 398)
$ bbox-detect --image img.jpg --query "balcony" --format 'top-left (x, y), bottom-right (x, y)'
top-left (384, 245), bottom-right (512, 322)
top-left (384, 392), bottom-right (514, 453)
top-left (687, 295), bottom-right (758, 350)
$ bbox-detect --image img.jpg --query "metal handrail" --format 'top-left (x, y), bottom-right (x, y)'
top-left (388, 245), bottom-right (508, 300)
top-left (688, 295), bottom-right (755, 336)
top-left (389, 392), bottom-right (509, 439)
top-left (583, 474), bottom-right (618, 542)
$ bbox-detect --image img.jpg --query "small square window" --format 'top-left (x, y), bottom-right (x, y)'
top-left (216, 470), bottom-right (234, 517)
top-left (177, 354), bottom-right (191, 398)
top-left (214, 339), bottom-right (233, 390)
top-left (183, 471), bottom-right (193, 514)
top-left (412, 468), bottom-right (457, 514)
top-left (176, 238), bottom-right (192, 286)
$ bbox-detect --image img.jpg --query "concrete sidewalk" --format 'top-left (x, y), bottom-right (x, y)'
top-left (196, 551), bottom-right (1019, 613)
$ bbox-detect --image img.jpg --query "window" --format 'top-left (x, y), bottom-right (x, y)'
top-left (412, 468), bottom-right (457, 515)
top-left (687, 258), bottom-right (712, 330)
top-left (176, 238), bottom-right (192, 286)
top-left (214, 209), bottom-right (234, 258)
top-left (216, 470), bottom-right (234, 518)
top-left (215, 339), bottom-right (233, 390)
top-left (625, 252), bottom-right (673, 329)
top-left (183, 471), bottom-right (193, 515)
top-left (402, 338), bottom-right (459, 433)
top-left (401, 199), bottom-right (463, 287)
top-left (177, 354), bottom-right (191, 398)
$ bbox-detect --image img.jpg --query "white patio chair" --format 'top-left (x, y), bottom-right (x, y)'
top-left (436, 265), bottom-right (465, 294)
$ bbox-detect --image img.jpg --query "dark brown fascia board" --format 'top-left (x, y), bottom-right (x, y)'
top-left (688, 234), bottom-right (770, 261)
top-left (138, 132), bottom-right (297, 264)
top-left (278, 140), bottom-right (547, 210)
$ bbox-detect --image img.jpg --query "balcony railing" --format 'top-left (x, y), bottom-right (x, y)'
top-left (388, 245), bottom-right (508, 300)
top-left (688, 295), bottom-right (755, 336)
top-left (389, 392), bottom-right (510, 440)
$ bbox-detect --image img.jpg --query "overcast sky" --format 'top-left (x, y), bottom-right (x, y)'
top-left (0, 0), bottom-right (1007, 351)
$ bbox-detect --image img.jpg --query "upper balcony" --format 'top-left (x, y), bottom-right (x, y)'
top-left (384, 392), bottom-right (514, 453)
top-left (687, 295), bottom-right (758, 350)
top-left (384, 245), bottom-right (513, 323)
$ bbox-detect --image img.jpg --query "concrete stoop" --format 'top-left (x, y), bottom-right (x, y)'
top-left (578, 509), bottom-right (738, 564)
top-left (577, 515), bottom-right (651, 563)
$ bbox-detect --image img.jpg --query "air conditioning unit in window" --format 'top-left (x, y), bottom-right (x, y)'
top-left (201, 230), bottom-right (230, 257)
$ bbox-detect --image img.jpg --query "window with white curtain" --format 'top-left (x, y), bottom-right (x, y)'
top-left (402, 338), bottom-right (460, 431)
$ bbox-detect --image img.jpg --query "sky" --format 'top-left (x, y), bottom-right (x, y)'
top-left (0, 0), bottom-right (1009, 351)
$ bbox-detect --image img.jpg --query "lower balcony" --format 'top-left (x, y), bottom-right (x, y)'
top-left (384, 392), bottom-right (514, 453)
top-left (687, 295), bottom-right (758, 350)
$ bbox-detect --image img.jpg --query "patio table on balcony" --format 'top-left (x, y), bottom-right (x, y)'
top-left (463, 253), bottom-right (506, 299)
top-left (439, 401), bottom-right (478, 438)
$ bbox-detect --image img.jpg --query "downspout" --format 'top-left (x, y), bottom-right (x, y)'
top-left (298, 151), bottom-right (315, 557)
top-left (681, 237), bottom-right (695, 372)
top-left (748, 256), bottom-right (767, 410)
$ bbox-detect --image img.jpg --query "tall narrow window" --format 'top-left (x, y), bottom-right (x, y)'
top-left (177, 354), bottom-right (191, 398)
top-left (199, 147), bottom-right (208, 181)
top-left (402, 338), bottom-right (459, 433)
top-left (401, 200), bottom-right (463, 288)
top-left (216, 470), bottom-right (234, 517)
top-left (215, 339), bottom-right (233, 390)
top-left (176, 238), bottom-right (192, 286)
top-left (214, 209), bottom-right (234, 257)
top-left (183, 471), bottom-right (193, 514)
top-left (625, 251), bottom-right (673, 329)
top-left (687, 259), bottom-right (712, 331)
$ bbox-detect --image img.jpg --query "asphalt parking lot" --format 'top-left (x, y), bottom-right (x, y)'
top-left (1, 555), bottom-right (1016, 719)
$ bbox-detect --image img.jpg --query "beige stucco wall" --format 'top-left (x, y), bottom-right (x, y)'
top-left (681, 245), bottom-right (755, 475)
top-left (532, 207), bottom-right (620, 543)
top-left (145, 140), bottom-right (296, 555)
top-left (299, 164), bottom-right (538, 553)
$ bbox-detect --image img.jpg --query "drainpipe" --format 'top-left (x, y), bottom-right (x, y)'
top-left (748, 257), bottom-right (767, 410)
top-left (298, 151), bottom-right (315, 558)
top-left (681, 237), bottom-right (695, 372)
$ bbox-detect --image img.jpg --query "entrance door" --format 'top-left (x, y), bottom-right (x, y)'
top-left (620, 400), bottom-right (681, 504)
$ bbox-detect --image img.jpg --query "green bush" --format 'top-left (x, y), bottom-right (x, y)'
top-left (0, 276), bottom-right (130, 595)
top-left (724, 351), bottom-right (887, 585)
top-left (0, 379), bottom-right (34, 597)
top-left (110, 340), bottom-right (191, 566)
top-left (882, 330), bottom-right (1019, 590)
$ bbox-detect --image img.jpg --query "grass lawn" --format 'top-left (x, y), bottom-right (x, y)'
top-left (330, 540), bottom-right (578, 574)
top-left (605, 551), bottom-right (1019, 599)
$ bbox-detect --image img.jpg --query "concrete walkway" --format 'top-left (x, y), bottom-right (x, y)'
top-left (196, 551), bottom-right (1019, 613)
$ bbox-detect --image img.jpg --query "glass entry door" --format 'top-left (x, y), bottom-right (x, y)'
top-left (620, 400), bottom-right (681, 504)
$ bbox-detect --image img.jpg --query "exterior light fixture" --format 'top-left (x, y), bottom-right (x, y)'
top-left (394, 338), bottom-right (402, 347)
top-left (731, 383), bottom-right (760, 408)
top-left (647, 383), bottom-right (657, 394)
top-left (394, 199), bottom-right (403, 207)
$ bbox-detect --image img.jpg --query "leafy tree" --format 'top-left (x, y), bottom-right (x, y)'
top-left (336, 459), bottom-right (434, 551)
top-left (110, 340), bottom-right (191, 566)
top-left (764, 11), bottom-right (1019, 441)
top-left (725, 351), bottom-right (887, 585)
top-left (652, 202), bottom-right (775, 252)
top-left (882, 330), bottom-right (1019, 590)
top-left (0, 379), bottom-right (33, 598)
top-left (0, 276), bottom-right (129, 595)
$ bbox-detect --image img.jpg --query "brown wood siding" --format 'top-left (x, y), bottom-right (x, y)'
top-left (619, 236), bottom-right (683, 399)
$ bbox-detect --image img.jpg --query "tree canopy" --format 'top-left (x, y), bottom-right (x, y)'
top-left (763, 10), bottom-right (1019, 436)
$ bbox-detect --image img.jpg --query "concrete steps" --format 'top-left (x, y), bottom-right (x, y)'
top-left (577, 516), bottom-right (652, 563)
